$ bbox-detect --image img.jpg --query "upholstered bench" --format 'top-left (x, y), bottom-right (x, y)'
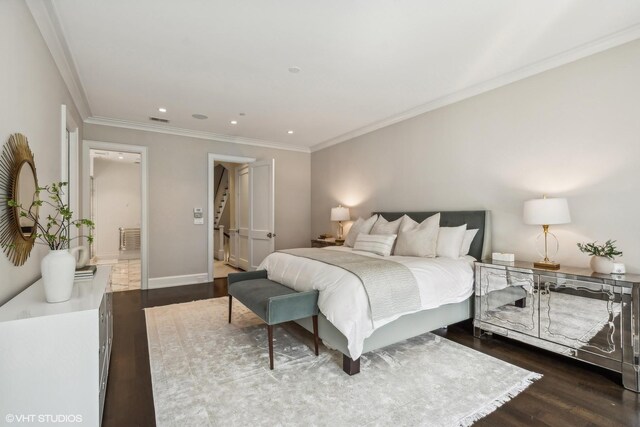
top-left (227, 270), bottom-right (320, 369)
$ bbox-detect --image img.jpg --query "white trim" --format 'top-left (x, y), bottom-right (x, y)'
top-left (60, 105), bottom-right (68, 184)
top-left (95, 252), bottom-right (120, 261)
top-left (26, 0), bottom-right (91, 119)
top-left (311, 23), bottom-right (640, 152)
top-left (148, 273), bottom-right (209, 290)
top-left (60, 105), bottom-right (80, 240)
top-left (82, 140), bottom-right (149, 290)
top-left (85, 116), bottom-right (311, 153)
top-left (207, 153), bottom-right (256, 282)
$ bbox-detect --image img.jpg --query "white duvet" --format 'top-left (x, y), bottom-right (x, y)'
top-left (258, 247), bottom-right (475, 359)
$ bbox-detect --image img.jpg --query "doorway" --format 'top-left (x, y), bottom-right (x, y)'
top-left (207, 154), bottom-right (275, 281)
top-left (212, 160), bottom-right (244, 278)
top-left (83, 140), bottom-right (149, 290)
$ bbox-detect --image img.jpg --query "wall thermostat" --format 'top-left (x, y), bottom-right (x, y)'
top-left (193, 207), bottom-right (204, 225)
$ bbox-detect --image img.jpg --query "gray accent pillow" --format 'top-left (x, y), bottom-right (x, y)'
top-left (399, 212), bottom-right (440, 232)
top-left (370, 216), bottom-right (403, 235)
top-left (394, 225), bottom-right (440, 257)
top-left (394, 213), bottom-right (440, 257)
top-left (344, 215), bottom-right (378, 247)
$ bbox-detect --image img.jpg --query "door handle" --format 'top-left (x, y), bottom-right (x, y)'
top-left (267, 232), bottom-right (276, 238)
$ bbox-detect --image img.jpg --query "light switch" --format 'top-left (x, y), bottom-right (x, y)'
top-left (194, 207), bottom-right (204, 225)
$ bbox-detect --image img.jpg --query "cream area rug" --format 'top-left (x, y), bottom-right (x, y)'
top-left (145, 298), bottom-right (541, 427)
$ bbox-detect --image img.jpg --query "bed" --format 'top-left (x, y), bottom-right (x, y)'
top-left (259, 210), bottom-right (491, 374)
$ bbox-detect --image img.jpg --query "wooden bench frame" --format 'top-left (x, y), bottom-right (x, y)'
top-left (228, 270), bottom-right (320, 369)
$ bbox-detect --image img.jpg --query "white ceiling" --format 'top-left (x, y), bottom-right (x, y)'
top-left (47, 0), bottom-right (640, 151)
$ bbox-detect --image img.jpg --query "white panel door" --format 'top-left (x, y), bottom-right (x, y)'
top-left (236, 165), bottom-right (250, 270)
top-left (249, 159), bottom-right (275, 270)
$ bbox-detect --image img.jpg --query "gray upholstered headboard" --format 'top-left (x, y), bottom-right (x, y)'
top-left (372, 210), bottom-right (491, 261)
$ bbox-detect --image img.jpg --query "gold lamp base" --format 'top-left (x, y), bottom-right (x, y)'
top-left (534, 260), bottom-right (560, 270)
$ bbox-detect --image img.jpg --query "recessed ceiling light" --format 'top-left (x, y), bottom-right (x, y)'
top-left (288, 66), bottom-right (301, 74)
top-left (118, 153), bottom-right (124, 159)
top-left (287, 130), bottom-right (294, 134)
top-left (230, 120), bottom-right (238, 125)
top-left (192, 114), bottom-right (208, 120)
top-left (158, 107), bottom-right (167, 113)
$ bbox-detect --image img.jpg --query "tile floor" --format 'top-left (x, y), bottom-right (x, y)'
top-left (107, 259), bottom-right (141, 292)
top-left (97, 258), bottom-right (233, 291)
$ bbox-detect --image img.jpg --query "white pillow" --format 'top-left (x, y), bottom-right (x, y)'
top-left (394, 226), bottom-right (440, 257)
top-left (459, 229), bottom-right (479, 257)
top-left (353, 233), bottom-right (397, 257)
top-left (436, 224), bottom-right (467, 259)
top-left (370, 216), bottom-right (403, 235)
top-left (399, 212), bottom-right (440, 232)
top-left (344, 215), bottom-right (378, 247)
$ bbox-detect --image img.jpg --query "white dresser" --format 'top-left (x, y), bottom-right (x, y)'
top-left (0, 266), bottom-right (113, 426)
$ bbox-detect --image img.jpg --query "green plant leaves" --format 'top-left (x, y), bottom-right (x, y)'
top-left (7, 181), bottom-right (94, 250)
top-left (577, 239), bottom-right (622, 260)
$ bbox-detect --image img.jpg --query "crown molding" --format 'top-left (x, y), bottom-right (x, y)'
top-left (26, 0), bottom-right (92, 120)
top-left (84, 116), bottom-right (311, 153)
top-left (311, 23), bottom-right (640, 153)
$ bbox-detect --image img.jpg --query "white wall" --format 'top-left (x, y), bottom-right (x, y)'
top-left (0, 1), bottom-right (82, 305)
top-left (311, 39), bottom-right (640, 273)
top-left (93, 158), bottom-right (141, 259)
top-left (83, 124), bottom-right (311, 279)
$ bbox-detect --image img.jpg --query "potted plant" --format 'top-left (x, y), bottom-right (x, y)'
top-left (576, 240), bottom-right (622, 274)
top-left (9, 182), bottom-right (94, 302)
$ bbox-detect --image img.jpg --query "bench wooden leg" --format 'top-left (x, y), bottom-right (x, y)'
top-left (228, 296), bottom-right (232, 323)
top-left (312, 315), bottom-right (319, 356)
top-left (267, 325), bottom-right (274, 370)
top-left (342, 354), bottom-right (360, 375)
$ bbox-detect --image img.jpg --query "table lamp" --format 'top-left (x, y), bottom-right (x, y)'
top-left (523, 196), bottom-right (571, 270)
top-left (331, 205), bottom-right (350, 242)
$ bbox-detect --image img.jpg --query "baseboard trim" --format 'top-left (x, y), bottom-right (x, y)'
top-left (96, 253), bottom-right (120, 262)
top-left (148, 273), bottom-right (209, 289)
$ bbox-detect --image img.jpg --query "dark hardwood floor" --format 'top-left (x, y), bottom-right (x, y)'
top-left (103, 280), bottom-right (640, 427)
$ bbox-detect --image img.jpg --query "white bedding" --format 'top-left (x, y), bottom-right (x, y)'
top-left (258, 247), bottom-right (475, 359)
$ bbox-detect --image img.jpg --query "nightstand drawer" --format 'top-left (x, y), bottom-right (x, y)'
top-left (476, 266), bottom-right (537, 337)
top-left (539, 275), bottom-right (622, 361)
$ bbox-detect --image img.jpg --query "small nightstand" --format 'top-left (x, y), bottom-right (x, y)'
top-left (311, 238), bottom-right (343, 248)
top-left (474, 259), bottom-right (640, 392)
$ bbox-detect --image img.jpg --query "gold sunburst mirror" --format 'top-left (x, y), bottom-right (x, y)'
top-left (0, 133), bottom-right (39, 266)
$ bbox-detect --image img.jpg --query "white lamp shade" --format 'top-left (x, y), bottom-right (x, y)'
top-left (523, 198), bottom-right (571, 225)
top-left (331, 206), bottom-right (350, 221)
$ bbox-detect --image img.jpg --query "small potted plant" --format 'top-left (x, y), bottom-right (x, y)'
top-left (577, 239), bottom-right (622, 274)
top-left (9, 182), bottom-right (94, 302)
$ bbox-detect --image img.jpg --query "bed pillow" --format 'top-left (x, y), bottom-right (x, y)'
top-left (344, 215), bottom-right (378, 247)
top-left (353, 233), bottom-right (397, 257)
top-left (459, 229), bottom-right (479, 257)
top-left (436, 224), bottom-right (467, 259)
top-left (393, 213), bottom-right (440, 256)
top-left (398, 212), bottom-right (440, 232)
top-left (394, 225), bottom-right (440, 257)
top-left (370, 216), bottom-right (403, 235)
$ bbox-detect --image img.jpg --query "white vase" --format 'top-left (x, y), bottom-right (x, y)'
top-left (590, 256), bottom-right (613, 274)
top-left (41, 249), bottom-right (77, 303)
